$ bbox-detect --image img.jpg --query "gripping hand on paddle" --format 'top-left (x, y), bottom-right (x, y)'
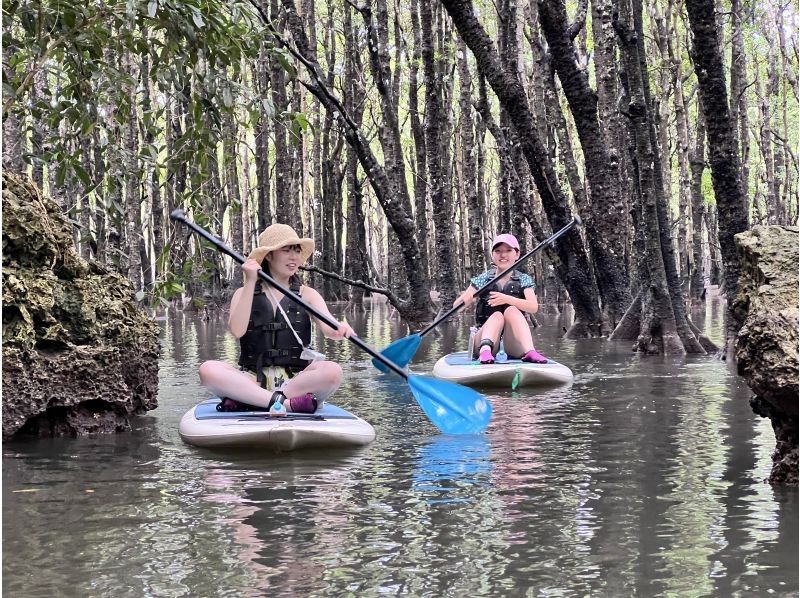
top-left (326, 320), bottom-right (355, 340)
top-left (242, 259), bottom-right (262, 283)
top-left (453, 287), bottom-right (477, 310)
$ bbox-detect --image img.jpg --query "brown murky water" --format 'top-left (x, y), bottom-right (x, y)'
top-left (3, 300), bottom-right (797, 596)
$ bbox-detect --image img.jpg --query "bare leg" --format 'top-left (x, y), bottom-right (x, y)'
top-left (499, 307), bottom-right (535, 357)
top-left (501, 307), bottom-right (547, 362)
top-left (199, 360), bottom-right (272, 408)
top-left (281, 360), bottom-right (342, 403)
top-left (472, 311), bottom-right (506, 357)
top-left (199, 359), bottom-right (343, 410)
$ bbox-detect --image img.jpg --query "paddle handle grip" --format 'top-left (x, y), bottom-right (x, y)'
top-left (169, 209), bottom-right (409, 379)
top-left (418, 215), bottom-right (581, 338)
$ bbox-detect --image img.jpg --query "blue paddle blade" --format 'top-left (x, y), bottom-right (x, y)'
top-left (372, 333), bottom-right (422, 372)
top-left (408, 375), bottom-right (493, 435)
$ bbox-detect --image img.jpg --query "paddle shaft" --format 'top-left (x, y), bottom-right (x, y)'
top-left (418, 216), bottom-right (581, 337)
top-left (170, 209), bottom-right (409, 380)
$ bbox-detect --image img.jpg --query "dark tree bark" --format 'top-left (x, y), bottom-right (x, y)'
top-left (358, 0), bottom-right (427, 304)
top-left (255, 43), bottom-right (273, 232)
top-left (685, 0), bottom-right (750, 349)
top-left (270, 0), bottom-right (293, 224)
top-left (610, 0), bottom-right (684, 355)
top-left (276, 0), bottom-right (435, 325)
top-left (458, 41), bottom-right (484, 279)
top-left (689, 101), bottom-right (707, 302)
top-left (439, 0), bottom-right (604, 337)
top-left (422, 0), bottom-right (459, 305)
top-left (634, 1), bottom-right (713, 354)
top-left (343, 0), bottom-right (368, 305)
top-left (408, 0), bottom-right (432, 283)
top-left (729, 0), bottom-right (750, 225)
top-left (496, 0), bottom-right (525, 245)
top-left (536, 0), bottom-right (632, 331)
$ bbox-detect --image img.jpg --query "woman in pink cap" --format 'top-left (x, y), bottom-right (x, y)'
top-left (453, 233), bottom-right (548, 364)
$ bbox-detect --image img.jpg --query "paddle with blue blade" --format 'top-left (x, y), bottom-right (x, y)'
top-left (170, 210), bottom-right (492, 435)
top-left (372, 215), bottom-right (582, 372)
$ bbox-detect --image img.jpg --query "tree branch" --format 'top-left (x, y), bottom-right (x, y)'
top-left (566, 0), bottom-right (589, 40)
top-left (300, 264), bottom-right (402, 304)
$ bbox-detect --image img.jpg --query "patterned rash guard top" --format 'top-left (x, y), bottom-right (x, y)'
top-left (469, 269), bottom-right (535, 328)
top-left (470, 270), bottom-right (535, 291)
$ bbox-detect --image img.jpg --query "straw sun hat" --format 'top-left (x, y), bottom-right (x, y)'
top-left (246, 223), bottom-right (315, 265)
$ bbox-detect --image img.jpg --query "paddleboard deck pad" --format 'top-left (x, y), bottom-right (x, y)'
top-left (432, 351), bottom-right (573, 388)
top-left (179, 398), bottom-right (376, 450)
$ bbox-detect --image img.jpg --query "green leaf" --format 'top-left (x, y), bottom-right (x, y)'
top-left (222, 86), bottom-right (233, 108)
top-left (56, 160), bottom-right (68, 187)
top-left (148, 0), bottom-right (158, 18)
top-left (275, 51), bottom-right (297, 80)
top-left (135, 290), bottom-right (146, 302)
top-left (72, 163), bottom-right (91, 187)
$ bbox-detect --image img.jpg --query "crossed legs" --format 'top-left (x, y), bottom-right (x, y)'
top-left (198, 359), bottom-right (343, 409)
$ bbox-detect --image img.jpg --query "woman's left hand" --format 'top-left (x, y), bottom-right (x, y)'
top-left (329, 320), bottom-right (355, 340)
top-left (487, 292), bottom-right (514, 307)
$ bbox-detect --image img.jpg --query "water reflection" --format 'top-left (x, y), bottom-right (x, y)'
top-left (412, 435), bottom-right (493, 504)
top-left (3, 299), bottom-right (797, 596)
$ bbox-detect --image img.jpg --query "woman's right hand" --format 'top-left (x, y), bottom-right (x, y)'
top-left (453, 293), bottom-right (473, 308)
top-left (242, 259), bottom-right (261, 283)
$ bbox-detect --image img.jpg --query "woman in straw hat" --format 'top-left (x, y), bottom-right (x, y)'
top-left (453, 232), bottom-right (548, 365)
top-left (198, 223), bottom-right (355, 413)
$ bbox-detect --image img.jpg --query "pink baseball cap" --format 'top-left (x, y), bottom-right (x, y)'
top-left (492, 233), bottom-right (520, 251)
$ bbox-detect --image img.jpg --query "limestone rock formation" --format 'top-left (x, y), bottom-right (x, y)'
top-left (2, 172), bottom-right (160, 439)
top-left (733, 225), bottom-right (798, 485)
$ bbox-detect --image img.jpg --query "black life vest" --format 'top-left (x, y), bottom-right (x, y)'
top-left (238, 282), bottom-right (312, 383)
top-left (474, 268), bottom-right (527, 326)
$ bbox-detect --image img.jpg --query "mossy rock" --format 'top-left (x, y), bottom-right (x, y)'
top-left (734, 225), bottom-right (798, 485)
top-left (2, 172), bottom-right (160, 439)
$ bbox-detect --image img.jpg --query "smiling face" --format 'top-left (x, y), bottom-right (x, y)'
top-left (492, 243), bottom-right (519, 272)
top-left (264, 244), bottom-right (303, 280)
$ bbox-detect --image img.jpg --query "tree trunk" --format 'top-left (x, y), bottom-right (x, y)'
top-left (610, 0), bottom-right (684, 355)
top-left (422, 0), bottom-right (459, 305)
top-left (255, 43), bottom-right (272, 232)
top-left (458, 41), bottom-right (484, 279)
top-left (124, 52), bottom-right (142, 291)
top-left (224, 111), bottom-right (244, 289)
top-left (280, 0), bottom-right (435, 325)
top-left (409, 0), bottom-right (432, 284)
top-left (685, 0), bottom-right (750, 349)
top-left (271, 0), bottom-right (292, 224)
top-left (536, 0), bottom-right (632, 330)
top-left (342, 0), bottom-right (367, 304)
top-left (729, 0), bottom-right (750, 226)
top-left (440, 0), bottom-right (604, 337)
top-left (689, 102), bottom-right (707, 302)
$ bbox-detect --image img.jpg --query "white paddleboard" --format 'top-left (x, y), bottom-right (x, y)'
top-left (432, 351), bottom-right (573, 388)
top-left (179, 398), bottom-right (376, 450)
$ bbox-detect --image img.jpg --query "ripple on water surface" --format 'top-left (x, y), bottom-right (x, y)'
top-left (3, 304), bottom-right (797, 596)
